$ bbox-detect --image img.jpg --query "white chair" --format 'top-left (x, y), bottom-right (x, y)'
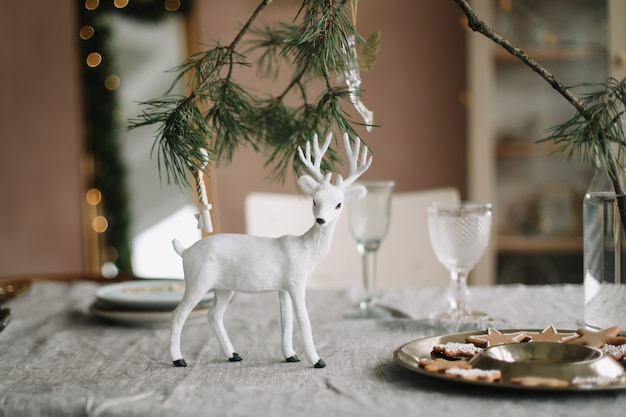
top-left (245, 187), bottom-right (460, 289)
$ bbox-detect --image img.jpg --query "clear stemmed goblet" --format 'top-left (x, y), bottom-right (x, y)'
top-left (344, 181), bottom-right (395, 319)
top-left (427, 202), bottom-right (493, 321)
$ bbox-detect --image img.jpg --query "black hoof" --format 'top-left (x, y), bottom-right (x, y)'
top-left (285, 355), bottom-right (300, 363)
top-left (173, 358), bottom-right (187, 367)
top-left (314, 359), bottom-right (326, 368)
top-left (229, 352), bottom-right (242, 362)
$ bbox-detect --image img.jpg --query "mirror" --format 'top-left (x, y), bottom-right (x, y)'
top-left (106, 13), bottom-right (199, 278)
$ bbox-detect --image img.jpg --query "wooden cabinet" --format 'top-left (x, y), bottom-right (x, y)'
top-left (467, 0), bottom-right (626, 285)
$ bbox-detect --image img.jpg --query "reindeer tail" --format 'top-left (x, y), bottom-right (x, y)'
top-left (172, 239), bottom-right (187, 257)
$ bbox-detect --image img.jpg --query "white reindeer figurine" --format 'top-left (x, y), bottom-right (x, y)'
top-left (170, 132), bottom-right (372, 368)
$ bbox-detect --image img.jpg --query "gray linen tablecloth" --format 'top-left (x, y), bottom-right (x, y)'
top-left (0, 282), bottom-right (624, 417)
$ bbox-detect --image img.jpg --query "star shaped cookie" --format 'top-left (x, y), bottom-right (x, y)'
top-left (510, 376), bottom-right (569, 388)
top-left (418, 357), bottom-right (472, 373)
top-left (465, 328), bottom-right (527, 347)
top-left (526, 325), bottom-right (579, 343)
top-left (567, 326), bottom-right (622, 348)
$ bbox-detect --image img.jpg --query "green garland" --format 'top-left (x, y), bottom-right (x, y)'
top-left (77, 0), bottom-right (190, 273)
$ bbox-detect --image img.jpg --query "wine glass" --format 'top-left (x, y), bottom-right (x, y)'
top-left (427, 201), bottom-right (493, 320)
top-left (344, 181), bottom-right (395, 319)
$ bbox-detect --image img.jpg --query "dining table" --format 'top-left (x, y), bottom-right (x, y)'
top-left (1, 279), bottom-right (625, 417)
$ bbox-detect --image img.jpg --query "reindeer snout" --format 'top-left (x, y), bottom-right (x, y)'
top-left (316, 218), bottom-right (326, 225)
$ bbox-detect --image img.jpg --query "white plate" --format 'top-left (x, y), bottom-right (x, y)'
top-left (90, 303), bottom-right (210, 326)
top-left (96, 279), bottom-right (213, 310)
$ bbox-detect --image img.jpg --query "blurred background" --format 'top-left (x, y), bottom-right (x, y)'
top-left (2, 0), bottom-right (622, 286)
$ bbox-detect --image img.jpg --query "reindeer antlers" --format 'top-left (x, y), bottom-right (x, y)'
top-left (297, 132), bottom-right (372, 186)
top-left (297, 132), bottom-right (332, 182)
top-left (340, 132), bottom-right (372, 187)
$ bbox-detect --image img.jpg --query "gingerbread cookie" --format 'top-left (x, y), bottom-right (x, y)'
top-left (418, 357), bottom-right (472, 373)
top-left (606, 335), bottom-right (626, 345)
top-left (526, 325), bottom-right (579, 343)
top-left (445, 368), bottom-right (501, 382)
top-left (571, 375), bottom-right (626, 387)
top-left (466, 328), bottom-right (528, 347)
top-left (432, 342), bottom-right (482, 358)
top-left (567, 326), bottom-right (621, 348)
top-left (600, 343), bottom-right (626, 361)
top-left (510, 376), bottom-right (569, 388)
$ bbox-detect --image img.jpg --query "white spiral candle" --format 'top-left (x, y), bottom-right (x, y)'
top-left (195, 149), bottom-right (213, 233)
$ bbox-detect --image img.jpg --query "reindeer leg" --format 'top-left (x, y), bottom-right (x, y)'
top-left (209, 289), bottom-right (241, 362)
top-left (170, 285), bottom-right (211, 367)
top-left (278, 290), bottom-right (298, 362)
top-left (289, 288), bottom-right (325, 368)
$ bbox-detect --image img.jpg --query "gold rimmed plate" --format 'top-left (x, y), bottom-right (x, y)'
top-left (0, 278), bottom-right (31, 303)
top-left (393, 329), bottom-right (626, 391)
top-left (89, 300), bottom-right (213, 327)
top-left (95, 279), bottom-right (213, 310)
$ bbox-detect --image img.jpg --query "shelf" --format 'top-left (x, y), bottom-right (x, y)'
top-left (497, 235), bottom-right (583, 254)
top-left (465, 0), bottom-right (624, 284)
top-left (495, 140), bottom-right (565, 157)
top-left (495, 46), bottom-right (605, 63)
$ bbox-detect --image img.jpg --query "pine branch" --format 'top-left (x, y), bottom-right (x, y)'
top-left (129, 0), bottom-right (373, 188)
top-left (453, 0), bottom-right (585, 115)
top-left (453, 0), bottom-right (626, 229)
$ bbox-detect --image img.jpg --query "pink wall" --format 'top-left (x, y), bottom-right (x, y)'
top-left (0, 0), bottom-right (85, 276)
top-left (0, 0), bottom-right (467, 275)
top-left (195, 0), bottom-right (467, 233)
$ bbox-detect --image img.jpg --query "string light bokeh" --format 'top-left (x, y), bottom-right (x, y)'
top-left (79, 0), bottom-right (188, 277)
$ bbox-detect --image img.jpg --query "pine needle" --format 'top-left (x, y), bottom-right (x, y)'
top-left (129, 0), bottom-right (374, 187)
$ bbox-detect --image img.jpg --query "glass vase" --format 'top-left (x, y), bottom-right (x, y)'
top-left (583, 167), bottom-right (626, 328)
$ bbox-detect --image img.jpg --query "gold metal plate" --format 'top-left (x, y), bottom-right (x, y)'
top-left (0, 278), bottom-right (31, 303)
top-left (393, 329), bottom-right (626, 391)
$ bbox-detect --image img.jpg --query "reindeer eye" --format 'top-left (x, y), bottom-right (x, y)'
top-left (313, 199), bottom-right (317, 206)
top-left (335, 203), bottom-right (342, 209)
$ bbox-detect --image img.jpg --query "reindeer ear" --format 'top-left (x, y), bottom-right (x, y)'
top-left (344, 185), bottom-right (367, 202)
top-left (297, 175), bottom-right (318, 195)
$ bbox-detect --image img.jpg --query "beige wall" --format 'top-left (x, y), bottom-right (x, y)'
top-left (0, 0), bottom-right (85, 276)
top-left (195, 0), bottom-right (468, 233)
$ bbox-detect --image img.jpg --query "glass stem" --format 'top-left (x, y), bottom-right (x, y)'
top-left (358, 243), bottom-right (379, 309)
top-left (448, 270), bottom-right (470, 314)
